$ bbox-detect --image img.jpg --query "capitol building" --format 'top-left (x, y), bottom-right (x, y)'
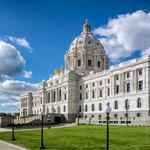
top-left (20, 21), bottom-right (150, 125)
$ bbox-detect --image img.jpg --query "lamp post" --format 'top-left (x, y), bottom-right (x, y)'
top-left (105, 105), bottom-right (112, 150)
top-left (125, 104), bottom-right (129, 127)
top-left (40, 111), bottom-right (45, 149)
top-left (11, 113), bottom-right (16, 141)
top-left (47, 114), bottom-right (51, 129)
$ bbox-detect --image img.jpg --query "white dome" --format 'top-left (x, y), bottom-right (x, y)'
top-left (68, 20), bottom-right (105, 54)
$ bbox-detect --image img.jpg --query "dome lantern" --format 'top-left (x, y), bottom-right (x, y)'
top-left (83, 19), bottom-right (91, 33)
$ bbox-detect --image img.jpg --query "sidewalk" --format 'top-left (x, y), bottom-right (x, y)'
top-left (0, 123), bottom-right (76, 132)
top-left (0, 140), bottom-right (27, 150)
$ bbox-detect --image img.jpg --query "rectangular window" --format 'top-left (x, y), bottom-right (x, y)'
top-left (92, 91), bottom-right (95, 99)
top-left (100, 80), bottom-right (102, 85)
top-left (92, 104), bottom-right (95, 111)
top-left (79, 105), bottom-right (81, 112)
top-left (99, 90), bottom-right (103, 97)
top-left (137, 113), bottom-right (141, 117)
top-left (115, 74), bottom-right (119, 80)
top-left (138, 80), bottom-right (143, 90)
top-left (86, 84), bottom-right (88, 89)
top-left (99, 115), bottom-right (101, 120)
top-left (91, 115), bottom-right (94, 118)
top-left (114, 114), bottom-right (118, 118)
top-left (78, 60), bottom-right (81, 66)
top-left (88, 59), bottom-right (92, 66)
top-left (64, 93), bottom-right (67, 100)
top-left (107, 88), bottom-right (110, 96)
top-left (116, 85), bottom-right (119, 94)
top-left (92, 82), bottom-right (95, 87)
top-left (86, 92), bottom-right (88, 100)
top-left (79, 85), bottom-right (82, 90)
top-left (99, 103), bottom-right (102, 111)
top-left (79, 93), bottom-right (82, 100)
top-left (108, 79), bottom-right (110, 84)
top-left (127, 83), bottom-right (130, 92)
top-left (63, 105), bottom-right (66, 112)
top-left (98, 61), bottom-right (100, 68)
top-left (138, 69), bottom-right (142, 76)
top-left (127, 72), bottom-right (130, 78)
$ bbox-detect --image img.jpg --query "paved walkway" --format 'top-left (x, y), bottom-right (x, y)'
top-left (0, 128), bottom-right (11, 132)
top-left (0, 123), bottom-right (76, 132)
top-left (0, 140), bottom-right (27, 150)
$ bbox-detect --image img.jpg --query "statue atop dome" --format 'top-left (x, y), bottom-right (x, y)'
top-left (83, 19), bottom-right (91, 33)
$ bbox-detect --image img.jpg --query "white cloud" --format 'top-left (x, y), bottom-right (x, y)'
top-left (8, 36), bottom-right (33, 52)
top-left (0, 80), bottom-right (38, 100)
top-left (0, 40), bottom-right (25, 76)
top-left (23, 70), bottom-right (32, 78)
top-left (93, 10), bottom-right (150, 61)
top-left (0, 101), bottom-right (19, 107)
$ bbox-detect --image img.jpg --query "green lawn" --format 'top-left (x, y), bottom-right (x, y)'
top-left (0, 125), bottom-right (150, 150)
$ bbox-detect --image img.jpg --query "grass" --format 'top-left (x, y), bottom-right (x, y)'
top-left (0, 125), bottom-right (150, 150)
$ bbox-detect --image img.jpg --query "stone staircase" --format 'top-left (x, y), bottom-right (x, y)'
top-left (14, 115), bottom-right (42, 124)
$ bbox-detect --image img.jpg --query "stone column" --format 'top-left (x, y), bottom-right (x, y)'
top-left (135, 69), bottom-right (138, 91)
top-left (120, 73), bottom-right (123, 93)
top-left (111, 75), bottom-right (114, 96)
top-left (56, 89), bottom-right (58, 102)
top-left (51, 90), bottom-right (53, 102)
top-left (132, 70), bottom-right (137, 92)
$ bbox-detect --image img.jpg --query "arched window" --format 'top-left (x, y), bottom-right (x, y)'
top-left (125, 99), bottom-right (129, 110)
top-left (85, 104), bottom-right (88, 112)
top-left (92, 104), bottom-right (95, 111)
top-left (23, 108), bottom-right (27, 116)
top-left (137, 98), bottom-right (142, 108)
top-left (114, 101), bottom-right (118, 110)
top-left (99, 103), bottom-right (102, 111)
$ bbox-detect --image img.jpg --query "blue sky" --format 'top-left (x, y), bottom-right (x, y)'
top-left (0, 0), bottom-right (150, 113)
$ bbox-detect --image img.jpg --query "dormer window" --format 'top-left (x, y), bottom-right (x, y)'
top-left (88, 59), bottom-right (92, 66)
top-left (78, 60), bottom-right (81, 66)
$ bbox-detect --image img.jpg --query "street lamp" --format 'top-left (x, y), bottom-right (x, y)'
top-left (105, 105), bottom-right (112, 150)
top-left (11, 113), bottom-right (16, 141)
top-left (47, 114), bottom-right (51, 129)
top-left (40, 111), bottom-right (45, 149)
